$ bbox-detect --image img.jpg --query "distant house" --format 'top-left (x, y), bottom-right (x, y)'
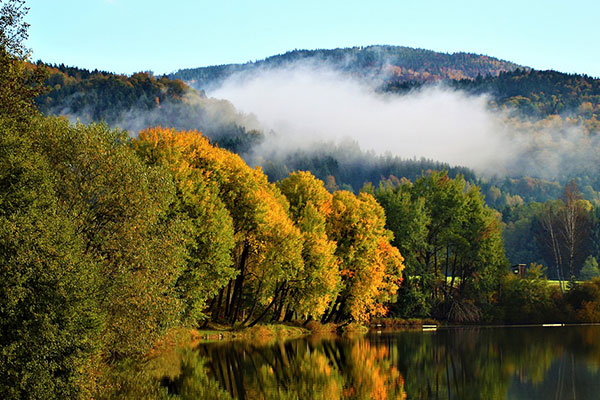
top-left (511, 264), bottom-right (527, 278)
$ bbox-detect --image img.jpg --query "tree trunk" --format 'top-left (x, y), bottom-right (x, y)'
top-left (231, 241), bottom-right (250, 323)
top-left (248, 290), bottom-right (279, 327)
top-left (323, 295), bottom-right (341, 323)
top-left (271, 285), bottom-right (288, 322)
top-left (242, 277), bottom-right (264, 325)
top-left (214, 287), bottom-right (224, 320)
top-left (224, 281), bottom-right (232, 318)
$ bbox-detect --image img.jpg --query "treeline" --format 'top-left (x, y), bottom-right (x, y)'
top-left (170, 45), bottom-right (522, 89)
top-left (373, 173), bottom-right (600, 324)
top-left (368, 163), bottom-right (600, 325)
top-left (262, 142), bottom-right (477, 192)
top-left (133, 128), bottom-right (405, 326)
top-left (261, 142), bottom-right (600, 209)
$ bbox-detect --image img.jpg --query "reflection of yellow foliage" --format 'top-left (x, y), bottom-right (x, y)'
top-left (253, 349), bottom-right (344, 400)
top-left (345, 340), bottom-right (406, 400)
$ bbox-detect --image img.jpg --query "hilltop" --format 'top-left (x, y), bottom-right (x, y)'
top-left (170, 45), bottom-right (524, 89)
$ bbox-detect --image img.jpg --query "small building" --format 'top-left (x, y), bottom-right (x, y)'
top-left (511, 264), bottom-right (527, 278)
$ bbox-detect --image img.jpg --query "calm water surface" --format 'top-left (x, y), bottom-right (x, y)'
top-left (173, 325), bottom-right (600, 399)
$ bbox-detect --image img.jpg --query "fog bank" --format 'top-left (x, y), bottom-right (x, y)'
top-left (210, 62), bottom-right (597, 180)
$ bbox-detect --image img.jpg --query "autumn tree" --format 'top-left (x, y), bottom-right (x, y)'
top-left (133, 128), bottom-right (236, 325)
top-left (278, 171), bottom-right (340, 320)
top-left (135, 127), bottom-right (304, 326)
top-left (324, 191), bottom-right (404, 323)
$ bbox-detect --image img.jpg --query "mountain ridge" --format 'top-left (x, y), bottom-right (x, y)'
top-left (170, 45), bottom-right (525, 90)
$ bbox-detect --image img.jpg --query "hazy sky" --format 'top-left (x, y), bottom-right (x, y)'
top-left (26, 0), bottom-right (599, 77)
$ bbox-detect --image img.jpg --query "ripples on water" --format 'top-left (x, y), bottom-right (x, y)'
top-left (162, 326), bottom-right (600, 400)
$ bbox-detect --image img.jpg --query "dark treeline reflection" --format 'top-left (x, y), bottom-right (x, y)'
top-left (384, 326), bottom-right (600, 400)
top-left (164, 326), bottom-right (600, 400)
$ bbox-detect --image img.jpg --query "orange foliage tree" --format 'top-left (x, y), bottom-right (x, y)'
top-left (324, 191), bottom-right (405, 323)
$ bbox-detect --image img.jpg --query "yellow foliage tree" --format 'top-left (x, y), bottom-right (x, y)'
top-left (278, 171), bottom-right (340, 319)
top-left (135, 127), bottom-right (303, 325)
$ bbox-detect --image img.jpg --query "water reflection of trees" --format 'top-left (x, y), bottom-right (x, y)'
top-left (164, 326), bottom-right (600, 400)
top-left (379, 326), bottom-right (600, 400)
top-left (192, 336), bottom-right (405, 399)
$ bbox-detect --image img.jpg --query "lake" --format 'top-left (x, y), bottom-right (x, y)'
top-left (165, 325), bottom-right (600, 399)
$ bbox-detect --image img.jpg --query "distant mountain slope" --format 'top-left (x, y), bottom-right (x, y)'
top-left (455, 69), bottom-right (600, 124)
top-left (170, 45), bottom-right (524, 90)
top-left (385, 69), bottom-right (600, 126)
top-left (37, 63), bottom-right (189, 120)
top-left (35, 63), bottom-right (263, 154)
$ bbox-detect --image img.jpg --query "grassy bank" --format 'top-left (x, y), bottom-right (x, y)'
top-left (186, 323), bottom-right (311, 344)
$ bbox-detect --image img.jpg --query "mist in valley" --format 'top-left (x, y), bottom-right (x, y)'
top-left (206, 61), bottom-right (599, 181)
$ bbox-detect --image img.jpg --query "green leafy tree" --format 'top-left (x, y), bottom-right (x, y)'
top-left (375, 179), bottom-right (430, 317)
top-left (376, 171), bottom-right (507, 321)
top-left (502, 202), bottom-right (545, 267)
top-left (580, 256), bottom-right (600, 281)
top-left (0, 3), bottom-right (103, 397)
top-left (28, 119), bottom-right (187, 364)
top-left (0, 116), bottom-right (102, 399)
top-left (0, 0), bottom-right (45, 124)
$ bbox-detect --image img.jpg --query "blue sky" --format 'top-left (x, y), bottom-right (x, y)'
top-left (26, 0), bottom-right (600, 77)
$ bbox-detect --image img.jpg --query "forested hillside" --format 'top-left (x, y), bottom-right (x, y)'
top-left (386, 68), bottom-right (600, 131)
top-left (456, 69), bottom-right (600, 124)
top-left (34, 63), bottom-right (264, 154)
top-left (32, 45), bottom-right (600, 289)
top-left (170, 45), bottom-right (523, 89)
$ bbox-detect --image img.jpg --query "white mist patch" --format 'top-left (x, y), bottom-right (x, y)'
top-left (210, 64), bottom-right (515, 172)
